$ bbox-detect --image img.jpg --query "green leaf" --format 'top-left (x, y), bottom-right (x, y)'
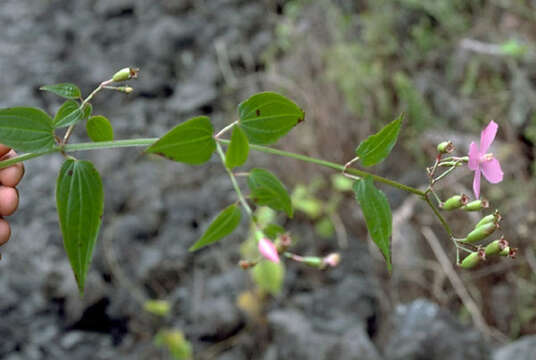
top-left (146, 116), bottom-right (216, 165)
top-left (56, 159), bottom-right (104, 295)
top-left (263, 223), bottom-right (285, 240)
top-left (189, 204), bottom-right (242, 251)
top-left (86, 115), bottom-right (114, 142)
top-left (248, 168), bottom-right (293, 218)
top-left (54, 100), bottom-right (92, 128)
top-left (0, 107), bottom-right (55, 152)
top-left (251, 260), bottom-right (284, 295)
top-left (225, 125), bottom-right (249, 169)
top-left (40, 83), bottom-right (81, 99)
top-left (353, 177), bottom-right (392, 272)
top-left (355, 114), bottom-right (403, 167)
top-left (238, 92), bottom-right (304, 145)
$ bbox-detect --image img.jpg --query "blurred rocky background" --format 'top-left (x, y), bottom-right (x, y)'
top-left (0, 0), bottom-right (535, 359)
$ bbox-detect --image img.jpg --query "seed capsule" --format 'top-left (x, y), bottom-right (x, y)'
top-left (437, 141), bottom-right (454, 154)
top-left (461, 199), bottom-right (489, 211)
top-left (462, 222), bottom-right (498, 244)
top-left (441, 194), bottom-right (469, 210)
top-left (460, 249), bottom-right (485, 269)
top-left (484, 237), bottom-right (508, 256)
top-left (475, 210), bottom-right (501, 228)
top-left (112, 67), bottom-right (139, 82)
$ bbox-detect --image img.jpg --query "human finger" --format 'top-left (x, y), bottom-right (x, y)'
top-left (0, 150), bottom-right (24, 187)
top-left (0, 186), bottom-right (19, 216)
top-left (0, 218), bottom-right (11, 246)
top-left (0, 145), bottom-right (11, 158)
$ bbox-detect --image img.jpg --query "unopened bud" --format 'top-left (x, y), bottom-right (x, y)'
top-left (112, 67), bottom-right (139, 82)
top-left (484, 237), bottom-right (508, 256)
top-left (475, 210), bottom-right (501, 228)
top-left (118, 86), bottom-right (134, 94)
top-left (460, 249), bottom-right (486, 269)
top-left (441, 194), bottom-right (469, 210)
top-left (461, 199), bottom-right (489, 211)
top-left (323, 253), bottom-right (341, 268)
top-left (437, 141), bottom-right (454, 154)
top-left (462, 222), bottom-right (498, 244)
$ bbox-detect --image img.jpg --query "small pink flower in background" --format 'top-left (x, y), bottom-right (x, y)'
top-left (468, 120), bottom-right (504, 199)
top-left (258, 237), bottom-right (280, 263)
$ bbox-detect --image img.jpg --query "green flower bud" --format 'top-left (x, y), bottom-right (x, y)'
top-left (462, 222), bottom-right (498, 244)
top-left (461, 199), bottom-right (489, 212)
top-left (460, 249), bottom-right (485, 269)
top-left (484, 237), bottom-right (508, 256)
top-left (112, 67), bottom-right (139, 82)
top-left (441, 194), bottom-right (469, 210)
top-left (437, 141), bottom-right (454, 154)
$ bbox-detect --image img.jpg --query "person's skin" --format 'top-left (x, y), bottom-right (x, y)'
top-left (0, 145), bottom-right (24, 246)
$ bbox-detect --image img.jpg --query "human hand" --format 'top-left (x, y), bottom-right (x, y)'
top-left (0, 145), bottom-right (24, 246)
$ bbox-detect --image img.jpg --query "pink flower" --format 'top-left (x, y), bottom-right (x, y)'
top-left (468, 121), bottom-right (504, 199)
top-left (258, 237), bottom-right (280, 263)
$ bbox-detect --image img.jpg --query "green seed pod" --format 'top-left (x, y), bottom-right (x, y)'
top-left (475, 210), bottom-right (502, 228)
top-left (461, 199), bottom-right (489, 212)
top-left (484, 238), bottom-right (508, 256)
top-left (437, 141), bottom-right (454, 154)
top-left (499, 247), bottom-right (517, 258)
top-left (112, 67), bottom-right (139, 82)
top-left (462, 222), bottom-right (498, 244)
top-left (460, 250), bottom-right (485, 269)
top-left (441, 194), bottom-right (469, 210)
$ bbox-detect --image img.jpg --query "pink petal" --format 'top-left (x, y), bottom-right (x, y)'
top-left (468, 141), bottom-right (480, 171)
top-left (258, 237), bottom-right (280, 263)
top-left (481, 158), bottom-right (503, 184)
top-left (480, 120), bottom-right (498, 153)
top-left (473, 169), bottom-right (481, 199)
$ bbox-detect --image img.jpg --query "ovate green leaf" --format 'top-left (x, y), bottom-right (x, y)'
top-left (248, 168), bottom-right (293, 218)
top-left (238, 92), bottom-right (304, 145)
top-left (56, 159), bottom-right (104, 295)
top-left (0, 107), bottom-right (55, 152)
top-left (355, 114), bottom-right (403, 167)
top-left (353, 176), bottom-right (392, 272)
top-left (54, 100), bottom-right (92, 128)
top-left (189, 204), bottom-right (242, 251)
top-left (40, 83), bottom-right (81, 99)
top-left (225, 125), bottom-right (249, 169)
top-left (86, 115), bottom-right (114, 142)
top-left (146, 116), bottom-right (216, 165)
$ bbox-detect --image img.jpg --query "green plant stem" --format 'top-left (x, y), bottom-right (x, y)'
top-left (218, 139), bottom-right (425, 196)
top-left (215, 142), bottom-right (253, 217)
top-left (424, 194), bottom-right (454, 238)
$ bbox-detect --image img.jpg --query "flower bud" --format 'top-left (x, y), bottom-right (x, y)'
top-left (484, 237), bottom-right (508, 256)
top-left (323, 253), bottom-right (341, 268)
top-left (437, 141), bottom-right (454, 154)
top-left (112, 67), bottom-right (139, 82)
top-left (441, 194), bottom-right (469, 210)
top-left (475, 210), bottom-right (501, 228)
top-left (258, 237), bottom-right (280, 263)
top-left (462, 222), bottom-right (498, 244)
top-left (461, 199), bottom-right (489, 211)
top-left (460, 249), bottom-right (485, 269)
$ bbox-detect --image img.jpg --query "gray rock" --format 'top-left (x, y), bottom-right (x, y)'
top-left (493, 336), bottom-right (536, 360)
top-left (383, 299), bottom-right (490, 360)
